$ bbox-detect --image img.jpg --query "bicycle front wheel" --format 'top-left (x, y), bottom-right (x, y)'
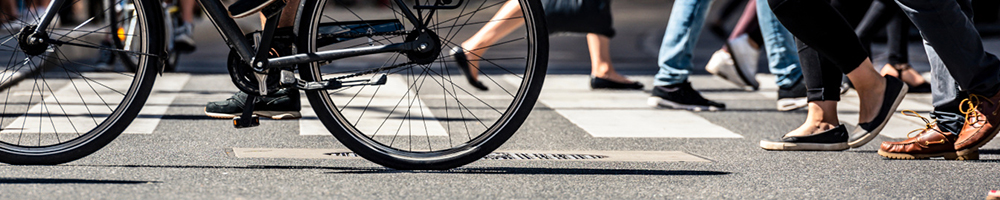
top-left (0, 0), bottom-right (163, 165)
top-left (298, 0), bottom-right (548, 169)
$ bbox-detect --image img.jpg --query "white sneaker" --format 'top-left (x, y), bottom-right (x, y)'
top-left (727, 34), bottom-right (760, 90)
top-left (705, 49), bottom-right (754, 91)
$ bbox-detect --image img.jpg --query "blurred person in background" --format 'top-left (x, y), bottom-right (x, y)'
top-left (648, 0), bottom-right (808, 112)
top-left (0, 0), bottom-right (50, 28)
top-left (453, 0), bottom-right (643, 91)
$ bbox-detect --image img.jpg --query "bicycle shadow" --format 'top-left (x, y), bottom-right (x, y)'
top-left (0, 178), bottom-right (158, 184)
top-left (327, 167), bottom-right (732, 176)
top-left (75, 164), bottom-right (730, 176)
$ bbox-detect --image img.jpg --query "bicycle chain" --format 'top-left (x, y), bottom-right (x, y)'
top-left (317, 31), bottom-right (408, 40)
top-left (331, 61), bottom-right (415, 80)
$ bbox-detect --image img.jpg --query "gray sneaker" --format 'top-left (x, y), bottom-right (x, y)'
top-left (174, 22), bottom-right (196, 53)
top-left (204, 88), bottom-right (302, 119)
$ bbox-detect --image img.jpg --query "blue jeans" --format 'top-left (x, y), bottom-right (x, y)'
top-left (654, 0), bottom-right (802, 89)
top-left (756, 0), bottom-right (801, 89)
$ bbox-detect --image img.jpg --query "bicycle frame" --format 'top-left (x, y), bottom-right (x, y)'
top-left (30, 0), bottom-right (446, 70)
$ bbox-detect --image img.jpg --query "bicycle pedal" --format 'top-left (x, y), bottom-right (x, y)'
top-left (233, 115), bottom-right (260, 128)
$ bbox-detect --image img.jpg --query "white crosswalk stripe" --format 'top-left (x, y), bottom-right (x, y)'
top-left (124, 74), bottom-right (190, 134)
top-left (0, 73), bottom-right (189, 135)
top-left (5, 73), bottom-right (936, 140)
top-left (511, 75), bottom-right (743, 138)
top-left (299, 75), bottom-right (448, 136)
top-left (296, 74), bottom-right (936, 139)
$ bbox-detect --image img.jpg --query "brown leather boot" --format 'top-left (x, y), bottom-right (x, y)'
top-left (878, 124), bottom-right (960, 159)
top-left (954, 91), bottom-right (1000, 159)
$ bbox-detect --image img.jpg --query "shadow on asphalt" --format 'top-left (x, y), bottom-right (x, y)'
top-left (850, 149), bottom-right (1000, 162)
top-left (333, 167), bottom-right (733, 176)
top-left (0, 178), bottom-right (158, 184)
top-left (74, 164), bottom-right (730, 176)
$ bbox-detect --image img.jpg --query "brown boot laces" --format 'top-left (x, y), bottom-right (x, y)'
top-left (902, 110), bottom-right (947, 142)
top-left (959, 94), bottom-right (1000, 128)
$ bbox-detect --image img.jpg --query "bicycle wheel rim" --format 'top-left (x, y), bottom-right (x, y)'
top-left (299, 0), bottom-right (547, 169)
top-left (106, 0), bottom-right (142, 72)
top-left (0, 0), bottom-right (160, 159)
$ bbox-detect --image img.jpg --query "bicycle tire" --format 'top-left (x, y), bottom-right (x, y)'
top-left (298, 0), bottom-right (548, 170)
top-left (0, 0), bottom-right (163, 165)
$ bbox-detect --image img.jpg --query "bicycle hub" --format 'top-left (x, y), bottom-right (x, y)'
top-left (404, 30), bottom-right (442, 65)
top-left (17, 26), bottom-right (49, 56)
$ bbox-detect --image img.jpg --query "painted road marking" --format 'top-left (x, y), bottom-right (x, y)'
top-left (230, 148), bottom-right (712, 162)
top-left (0, 73), bottom-right (188, 135)
top-left (510, 75), bottom-right (742, 138)
top-left (299, 75), bottom-right (448, 136)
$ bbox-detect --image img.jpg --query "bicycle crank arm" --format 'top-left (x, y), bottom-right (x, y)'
top-left (280, 70), bottom-right (387, 91)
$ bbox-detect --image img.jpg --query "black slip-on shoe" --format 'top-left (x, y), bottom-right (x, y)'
top-left (849, 75), bottom-right (908, 148)
top-left (760, 125), bottom-right (850, 151)
top-left (908, 82), bottom-right (931, 93)
top-left (590, 77), bottom-right (643, 90)
top-left (450, 47), bottom-right (488, 91)
top-left (647, 82), bottom-right (725, 111)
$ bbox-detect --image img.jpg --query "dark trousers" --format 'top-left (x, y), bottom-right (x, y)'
top-left (770, 0), bottom-right (869, 101)
top-left (895, 0), bottom-right (1000, 133)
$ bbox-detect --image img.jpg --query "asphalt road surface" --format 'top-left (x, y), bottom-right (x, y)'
top-left (3, 0), bottom-right (1000, 199)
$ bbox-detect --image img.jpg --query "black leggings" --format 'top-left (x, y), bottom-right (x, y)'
top-left (855, 0), bottom-right (911, 66)
top-left (770, 0), bottom-right (871, 101)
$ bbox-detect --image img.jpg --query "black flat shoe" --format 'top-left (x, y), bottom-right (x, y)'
top-left (908, 82), bottom-right (931, 93)
top-left (590, 77), bottom-right (643, 90)
top-left (450, 47), bottom-right (489, 91)
top-left (759, 125), bottom-right (849, 151)
top-left (849, 75), bottom-right (908, 147)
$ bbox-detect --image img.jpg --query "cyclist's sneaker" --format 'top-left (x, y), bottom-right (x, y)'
top-left (205, 30), bottom-right (299, 119)
top-left (94, 40), bottom-right (117, 71)
top-left (228, 0), bottom-right (281, 18)
top-left (174, 22), bottom-right (196, 53)
top-left (647, 82), bottom-right (725, 111)
top-left (776, 79), bottom-right (807, 111)
top-left (205, 88), bottom-right (301, 119)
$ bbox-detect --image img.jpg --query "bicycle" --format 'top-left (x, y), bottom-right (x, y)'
top-left (99, 0), bottom-right (184, 72)
top-left (0, 0), bottom-right (547, 170)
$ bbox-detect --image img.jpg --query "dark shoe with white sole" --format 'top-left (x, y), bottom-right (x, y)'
top-left (849, 75), bottom-right (908, 148)
top-left (205, 88), bottom-right (301, 120)
top-left (648, 82), bottom-right (725, 111)
top-left (776, 79), bottom-right (807, 111)
top-left (760, 125), bottom-right (849, 151)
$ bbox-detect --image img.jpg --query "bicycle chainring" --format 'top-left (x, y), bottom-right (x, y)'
top-left (227, 32), bottom-right (283, 96)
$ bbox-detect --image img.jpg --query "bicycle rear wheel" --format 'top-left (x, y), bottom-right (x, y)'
top-left (0, 0), bottom-right (163, 165)
top-left (298, 0), bottom-right (547, 170)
